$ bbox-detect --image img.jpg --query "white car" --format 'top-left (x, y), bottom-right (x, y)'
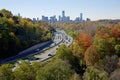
top-left (36, 49), bottom-right (40, 51)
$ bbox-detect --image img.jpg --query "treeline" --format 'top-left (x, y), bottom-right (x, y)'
top-left (51, 20), bottom-right (119, 38)
top-left (0, 9), bottom-right (54, 60)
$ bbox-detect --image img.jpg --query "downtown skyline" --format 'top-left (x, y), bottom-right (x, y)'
top-left (0, 0), bottom-right (120, 20)
top-left (40, 11), bottom-right (90, 23)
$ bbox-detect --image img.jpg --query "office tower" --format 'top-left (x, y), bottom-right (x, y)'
top-left (75, 17), bottom-right (80, 23)
top-left (62, 11), bottom-right (65, 17)
top-left (66, 16), bottom-right (70, 21)
top-left (37, 17), bottom-right (39, 21)
top-left (80, 13), bottom-right (83, 21)
top-left (50, 16), bottom-right (57, 23)
top-left (42, 16), bottom-right (49, 22)
top-left (33, 18), bottom-right (37, 22)
top-left (59, 15), bottom-right (61, 21)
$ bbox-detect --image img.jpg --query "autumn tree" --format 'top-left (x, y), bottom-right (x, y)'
top-left (76, 32), bottom-right (92, 50)
top-left (84, 45), bottom-right (100, 66)
top-left (109, 24), bottom-right (120, 38)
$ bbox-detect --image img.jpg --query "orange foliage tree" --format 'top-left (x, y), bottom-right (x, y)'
top-left (76, 32), bottom-right (93, 50)
top-left (110, 25), bottom-right (120, 38)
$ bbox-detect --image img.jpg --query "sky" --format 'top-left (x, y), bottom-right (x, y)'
top-left (0, 0), bottom-right (120, 20)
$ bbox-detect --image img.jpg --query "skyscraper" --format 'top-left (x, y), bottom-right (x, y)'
top-left (62, 11), bottom-right (65, 17)
top-left (42, 16), bottom-right (49, 22)
top-left (59, 15), bottom-right (61, 21)
top-left (80, 13), bottom-right (83, 21)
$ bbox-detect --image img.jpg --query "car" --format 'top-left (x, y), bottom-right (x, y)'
top-left (48, 54), bottom-right (52, 56)
top-left (36, 49), bottom-right (40, 51)
top-left (35, 58), bottom-right (40, 60)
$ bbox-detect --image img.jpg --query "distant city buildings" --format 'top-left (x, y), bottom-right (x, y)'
top-left (42, 16), bottom-right (49, 22)
top-left (50, 16), bottom-right (57, 23)
top-left (32, 11), bottom-right (91, 23)
top-left (59, 11), bottom-right (70, 22)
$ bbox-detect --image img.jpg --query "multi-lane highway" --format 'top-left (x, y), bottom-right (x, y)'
top-left (30, 30), bottom-right (73, 63)
top-left (0, 30), bottom-right (73, 65)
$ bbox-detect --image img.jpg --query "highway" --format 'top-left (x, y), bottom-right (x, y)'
top-left (0, 30), bottom-right (73, 65)
top-left (30, 30), bottom-right (73, 63)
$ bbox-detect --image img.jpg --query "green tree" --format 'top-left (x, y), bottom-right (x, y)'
top-left (13, 61), bottom-right (35, 80)
top-left (0, 9), bottom-right (13, 18)
top-left (70, 73), bottom-right (82, 80)
top-left (36, 59), bottom-right (73, 80)
top-left (56, 44), bottom-right (75, 63)
top-left (70, 42), bottom-right (84, 59)
top-left (94, 38), bottom-right (110, 57)
top-left (32, 62), bottom-right (42, 72)
top-left (115, 45), bottom-right (120, 56)
top-left (83, 66), bottom-right (109, 80)
top-left (0, 64), bottom-right (13, 80)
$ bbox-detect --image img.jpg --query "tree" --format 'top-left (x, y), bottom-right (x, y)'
top-left (115, 45), bottom-right (120, 56)
top-left (110, 25), bottom-right (120, 38)
top-left (110, 68), bottom-right (120, 80)
top-left (70, 42), bottom-right (84, 59)
top-left (102, 55), bottom-right (119, 74)
top-left (36, 59), bottom-right (73, 80)
top-left (76, 32), bottom-right (92, 50)
top-left (0, 64), bottom-right (13, 80)
top-left (0, 9), bottom-right (13, 18)
top-left (13, 61), bottom-right (35, 80)
top-left (56, 44), bottom-right (74, 63)
top-left (84, 45), bottom-right (100, 66)
top-left (70, 42), bottom-right (86, 74)
top-left (70, 73), bottom-right (82, 80)
top-left (83, 66), bottom-right (109, 80)
top-left (0, 9), bottom-right (54, 59)
top-left (94, 38), bottom-right (110, 57)
top-left (32, 62), bottom-right (42, 72)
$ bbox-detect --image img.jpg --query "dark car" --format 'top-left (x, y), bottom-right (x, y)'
top-left (35, 58), bottom-right (40, 60)
top-left (48, 54), bottom-right (53, 56)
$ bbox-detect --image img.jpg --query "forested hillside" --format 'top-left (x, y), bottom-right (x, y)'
top-left (0, 9), bottom-right (53, 60)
